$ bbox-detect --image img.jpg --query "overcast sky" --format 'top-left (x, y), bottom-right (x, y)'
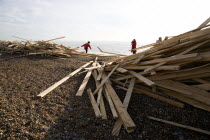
top-left (0, 0), bottom-right (209, 43)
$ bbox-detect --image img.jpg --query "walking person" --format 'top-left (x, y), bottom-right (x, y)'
top-left (131, 39), bottom-right (137, 54)
top-left (81, 41), bottom-right (92, 53)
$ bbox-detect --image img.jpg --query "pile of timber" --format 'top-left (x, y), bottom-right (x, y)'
top-left (99, 19), bottom-right (210, 134)
top-left (36, 18), bottom-right (210, 136)
top-left (0, 40), bottom-right (101, 57)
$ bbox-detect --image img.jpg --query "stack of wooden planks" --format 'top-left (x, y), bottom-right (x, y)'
top-left (74, 18), bottom-right (210, 135)
top-left (98, 18), bottom-right (210, 135)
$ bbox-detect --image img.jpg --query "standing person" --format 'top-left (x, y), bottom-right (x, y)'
top-left (131, 39), bottom-right (137, 54)
top-left (81, 41), bottom-right (92, 53)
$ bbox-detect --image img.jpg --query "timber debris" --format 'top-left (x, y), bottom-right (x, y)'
top-left (0, 38), bottom-right (101, 57)
top-left (35, 18), bottom-right (210, 136)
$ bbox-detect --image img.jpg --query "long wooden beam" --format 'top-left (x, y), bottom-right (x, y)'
top-left (44, 36), bottom-right (65, 42)
top-left (148, 116), bottom-right (210, 135)
top-left (97, 47), bottom-right (126, 56)
top-left (112, 78), bottom-right (136, 136)
top-left (87, 89), bottom-right (102, 118)
top-left (76, 70), bottom-right (92, 96)
top-left (197, 17), bottom-right (210, 29)
top-left (37, 61), bottom-right (92, 97)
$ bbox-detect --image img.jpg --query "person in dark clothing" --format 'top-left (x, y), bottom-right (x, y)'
top-left (81, 41), bottom-right (92, 53)
top-left (131, 39), bottom-right (137, 54)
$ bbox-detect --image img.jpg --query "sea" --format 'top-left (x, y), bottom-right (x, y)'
top-left (54, 40), bottom-right (149, 56)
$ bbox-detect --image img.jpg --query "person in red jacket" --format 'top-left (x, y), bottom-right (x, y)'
top-left (81, 41), bottom-right (92, 53)
top-left (131, 39), bottom-right (137, 54)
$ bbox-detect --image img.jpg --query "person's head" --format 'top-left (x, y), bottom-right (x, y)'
top-left (133, 39), bottom-right (136, 41)
top-left (88, 41), bottom-right (90, 44)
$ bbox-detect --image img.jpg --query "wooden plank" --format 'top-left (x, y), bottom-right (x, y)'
top-left (159, 88), bottom-right (210, 112)
top-left (76, 70), bottom-right (92, 96)
top-left (128, 70), bottom-right (155, 86)
top-left (112, 78), bottom-right (136, 136)
top-left (96, 86), bottom-right (103, 105)
top-left (93, 64), bottom-right (119, 95)
top-left (197, 17), bottom-right (210, 28)
top-left (121, 65), bottom-right (180, 71)
top-left (156, 80), bottom-right (210, 105)
top-left (87, 89), bottom-right (102, 118)
top-left (104, 80), bottom-right (136, 133)
top-left (104, 87), bottom-right (118, 119)
top-left (37, 61), bottom-right (92, 97)
top-left (132, 55), bottom-right (145, 64)
top-left (193, 84), bottom-right (210, 90)
top-left (97, 47), bottom-right (126, 56)
top-left (112, 80), bottom-right (184, 108)
top-left (144, 62), bottom-right (165, 72)
top-left (193, 78), bottom-right (210, 84)
top-left (179, 41), bottom-right (208, 55)
top-left (44, 36), bottom-right (65, 42)
top-left (149, 64), bottom-right (210, 81)
top-left (99, 94), bottom-right (107, 119)
top-left (116, 67), bottom-right (128, 73)
top-left (97, 68), bottom-right (104, 81)
top-left (139, 53), bottom-right (198, 65)
top-left (92, 69), bottom-right (103, 97)
top-left (148, 116), bottom-right (210, 135)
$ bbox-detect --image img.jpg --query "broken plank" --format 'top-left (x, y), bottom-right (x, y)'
top-left (148, 116), bottom-right (210, 135)
top-left (87, 89), bottom-right (102, 118)
top-left (37, 61), bottom-right (92, 97)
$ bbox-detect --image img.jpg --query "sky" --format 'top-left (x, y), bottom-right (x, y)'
top-left (0, 0), bottom-right (209, 44)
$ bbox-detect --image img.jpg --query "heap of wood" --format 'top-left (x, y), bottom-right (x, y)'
top-left (36, 18), bottom-right (210, 136)
top-left (99, 20), bottom-right (210, 134)
top-left (0, 40), bottom-right (100, 57)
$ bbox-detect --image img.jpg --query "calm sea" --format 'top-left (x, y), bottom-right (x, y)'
top-left (54, 40), bottom-right (148, 56)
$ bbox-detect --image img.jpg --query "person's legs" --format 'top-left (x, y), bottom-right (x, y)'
top-left (85, 49), bottom-right (88, 53)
